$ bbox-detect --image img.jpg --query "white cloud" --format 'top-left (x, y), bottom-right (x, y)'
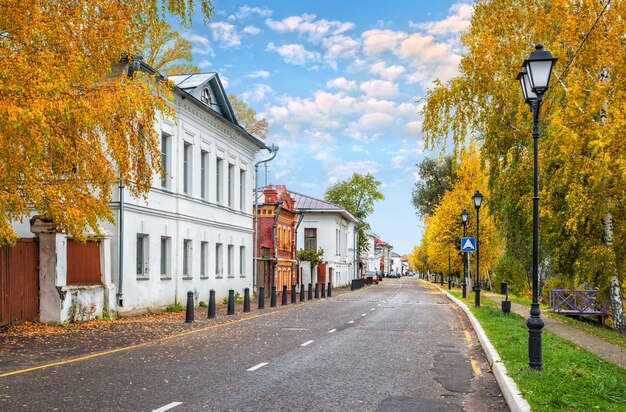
top-left (351, 144), bottom-right (369, 154)
top-left (264, 90), bottom-right (357, 132)
top-left (248, 70), bottom-right (270, 79)
top-left (229, 5), bottom-right (273, 20)
top-left (209, 22), bottom-right (241, 48)
top-left (357, 112), bottom-right (394, 129)
top-left (329, 160), bottom-right (382, 181)
top-left (399, 33), bottom-right (449, 62)
top-left (184, 33), bottom-right (214, 56)
top-left (362, 29), bottom-right (405, 55)
top-left (403, 121), bottom-right (423, 136)
top-left (303, 129), bottom-right (334, 143)
top-left (240, 84), bottom-right (274, 103)
top-left (369, 62), bottom-right (405, 80)
top-left (397, 102), bottom-right (421, 118)
top-left (266, 14), bottom-right (355, 42)
top-left (326, 77), bottom-right (357, 92)
top-left (358, 98), bottom-right (396, 115)
top-left (266, 43), bottom-right (320, 66)
top-left (360, 79), bottom-right (399, 99)
top-left (242, 26), bottom-right (261, 36)
top-left (411, 3), bottom-right (473, 36)
top-left (391, 155), bottom-right (405, 169)
top-left (219, 75), bottom-right (229, 89)
top-left (198, 60), bottom-right (213, 69)
top-left (321, 34), bottom-right (361, 62)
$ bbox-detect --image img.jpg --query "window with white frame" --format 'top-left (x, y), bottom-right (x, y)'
top-left (160, 236), bottom-right (171, 278)
top-left (336, 228), bottom-right (341, 255)
top-left (161, 133), bottom-right (170, 189)
top-left (183, 142), bottom-right (191, 195)
top-left (215, 243), bottom-right (223, 276)
top-left (227, 245), bottom-right (234, 277)
top-left (201, 150), bottom-right (208, 200)
top-left (200, 241), bottom-right (208, 278)
top-left (183, 239), bottom-right (192, 278)
top-left (216, 157), bottom-right (223, 204)
top-left (239, 169), bottom-right (246, 211)
top-left (304, 228), bottom-right (317, 250)
top-left (136, 234), bottom-right (149, 279)
top-left (228, 163), bottom-right (234, 208)
top-left (239, 246), bottom-right (245, 277)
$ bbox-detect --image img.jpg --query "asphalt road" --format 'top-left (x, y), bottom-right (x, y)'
top-left (0, 278), bottom-right (508, 412)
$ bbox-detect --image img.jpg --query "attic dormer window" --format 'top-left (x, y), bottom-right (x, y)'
top-left (201, 87), bottom-right (211, 106)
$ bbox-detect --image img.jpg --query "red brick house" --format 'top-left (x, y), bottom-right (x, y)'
top-left (255, 185), bottom-right (298, 294)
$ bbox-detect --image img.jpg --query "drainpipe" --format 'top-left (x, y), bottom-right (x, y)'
top-left (294, 212), bottom-right (305, 285)
top-left (272, 198), bottom-right (284, 287)
top-left (253, 144), bottom-right (279, 292)
top-left (117, 180), bottom-right (125, 307)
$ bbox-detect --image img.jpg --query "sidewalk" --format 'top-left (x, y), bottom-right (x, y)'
top-left (482, 292), bottom-right (626, 369)
top-left (0, 285), bottom-right (357, 376)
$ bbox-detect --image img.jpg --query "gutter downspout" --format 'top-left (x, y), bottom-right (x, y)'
top-left (117, 181), bottom-right (125, 307)
top-left (294, 212), bottom-right (305, 285)
top-left (272, 198), bottom-right (284, 288)
top-left (253, 145), bottom-right (279, 293)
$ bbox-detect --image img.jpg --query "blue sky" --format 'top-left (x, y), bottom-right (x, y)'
top-left (176, 1), bottom-right (473, 255)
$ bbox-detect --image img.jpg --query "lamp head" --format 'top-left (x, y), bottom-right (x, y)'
top-left (460, 209), bottom-right (469, 223)
top-left (473, 191), bottom-right (483, 209)
top-left (523, 44), bottom-right (557, 95)
top-left (517, 66), bottom-right (537, 105)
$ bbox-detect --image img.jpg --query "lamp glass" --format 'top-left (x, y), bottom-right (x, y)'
top-left (461, 209), bottom-right (468, 223)
top-left (473, 191), bottom-right (483, 208)
top-left (519, 67), bottom-right (537, 102)
top-left (523, 44), bottom-right (557, 93)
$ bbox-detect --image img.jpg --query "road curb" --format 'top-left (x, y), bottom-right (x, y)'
top-left (429, 282), bottom-right (531, 412)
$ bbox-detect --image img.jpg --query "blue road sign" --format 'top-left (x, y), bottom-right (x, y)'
top-left (461, 237), bottom-right (476, 252)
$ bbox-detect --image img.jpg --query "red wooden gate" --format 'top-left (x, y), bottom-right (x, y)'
top-left (67, 240), bottom-right (101, 285)
top-left (0, 239), bottom-right (39, 327)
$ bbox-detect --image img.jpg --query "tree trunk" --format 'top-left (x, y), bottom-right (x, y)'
top-left (608, 275), bottom-right (625, 333)
top-left (603, 211), bottom-right (625, 333)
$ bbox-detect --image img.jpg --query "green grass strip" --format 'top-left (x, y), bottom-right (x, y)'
top-left (450, 291), bottom-right (626, 411)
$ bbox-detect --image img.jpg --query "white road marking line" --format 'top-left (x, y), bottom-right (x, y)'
top-left (371, 308), bottom-right (375, 311)
top-left (301, 340), bottom-right (314, 347)
top-left (348, 321), bottom-right (354, 324)
top-left (246, 362), bottom-right (268, 372)
top-left (328, 329), bottom-right (336, 333)
top-left (377, 303), bottom-right (381, 306)
top-left (152, 402), bottom-right (183, 412)
top-left (361, 313), bottom-right (367, 316)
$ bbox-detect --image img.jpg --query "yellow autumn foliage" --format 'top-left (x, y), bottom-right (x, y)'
top-left (0, 0), bottom-right (213, 244)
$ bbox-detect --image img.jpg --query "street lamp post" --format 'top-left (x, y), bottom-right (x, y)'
top-left (460, 209), bottom-right (468, 298)
top-left (472, 191), bottom-right (483, 307)
top-left (517, 43), bottom-right (557, 371)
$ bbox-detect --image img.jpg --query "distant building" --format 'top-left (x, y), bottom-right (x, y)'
top-left (375, 238), bottom-right (393, 275)
top-left (292, 191), bottom-right (358, 288)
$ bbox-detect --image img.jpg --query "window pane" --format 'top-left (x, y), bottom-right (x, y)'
top-left (239, 169), bottom-right (245, 211)
top-left (239, 246), bottom-right (245, 276)
top-left (161, 134), bottom-right (168, 188)
top-left (160, 237), bottom-right (167, 275)
top-left (216, 158), bottom-right (222, 204)
top-left (201, 151), bottom-right (207, 199)
top-left (183, 143), bottom-right (191, 194)
top-left (228, 164), bottom-right (234, 208)
top-left (136, 236), bottom-right (144, 275)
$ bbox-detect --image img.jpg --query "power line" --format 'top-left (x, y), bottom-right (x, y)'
top-left (549, 0), bottom-right (611, 93)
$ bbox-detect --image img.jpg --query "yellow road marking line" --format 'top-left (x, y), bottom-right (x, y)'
top-left (0, 305), bottom-right (298, 379)
top-left (464, 330), bottom-right (483, 377)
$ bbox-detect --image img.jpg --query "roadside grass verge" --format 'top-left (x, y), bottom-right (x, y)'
top-left (488, 291), bottom-right (626, 348)
top-left (449, 290), bottom-right (626, 411)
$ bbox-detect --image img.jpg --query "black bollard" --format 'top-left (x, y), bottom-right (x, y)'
top-left (308, 283), bottom-right (313, 300)
top-left (448, 276), bottom-right (451, 290)
top-left (282, 285), bottom-right (288, 305)
top-left (258, 287), bottom-right (265, 309)
top-left (291, 285), bottom-right (297, 304)
top-left (321, 282), bottom-right (326, 298)
top-left (314, 283), bottom-right (319, 299)
top-left (244, 288), bottom-right (250, 312)
top-left (227, 289), bottom-right (235, 315)
top-left (271, 285), bottom-right (277, 307)
top-left (300, 284), bottom-right (305, 301)
top-left (351, 280), bottom-right (355, 291)
top-left (185, 291), bottom-right (194, 323)
top-left (327, 282), bottom-right (332, 297)
top-left (208, 289), bottom-right (216, 318)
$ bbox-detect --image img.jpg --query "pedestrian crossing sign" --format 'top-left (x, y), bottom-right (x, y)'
top-left (461, 237), bottom-right (476, 252)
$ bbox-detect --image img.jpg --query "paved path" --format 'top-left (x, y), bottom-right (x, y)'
top-left (0, 278), bottom-right (508, 411)
top-left (483, 292), bottom-right (626, 369)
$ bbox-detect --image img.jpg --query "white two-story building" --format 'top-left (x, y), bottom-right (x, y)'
top-left (11, 63), bottom-right (271, 321)
top-left (292, 191), bottom-right (358, 288)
